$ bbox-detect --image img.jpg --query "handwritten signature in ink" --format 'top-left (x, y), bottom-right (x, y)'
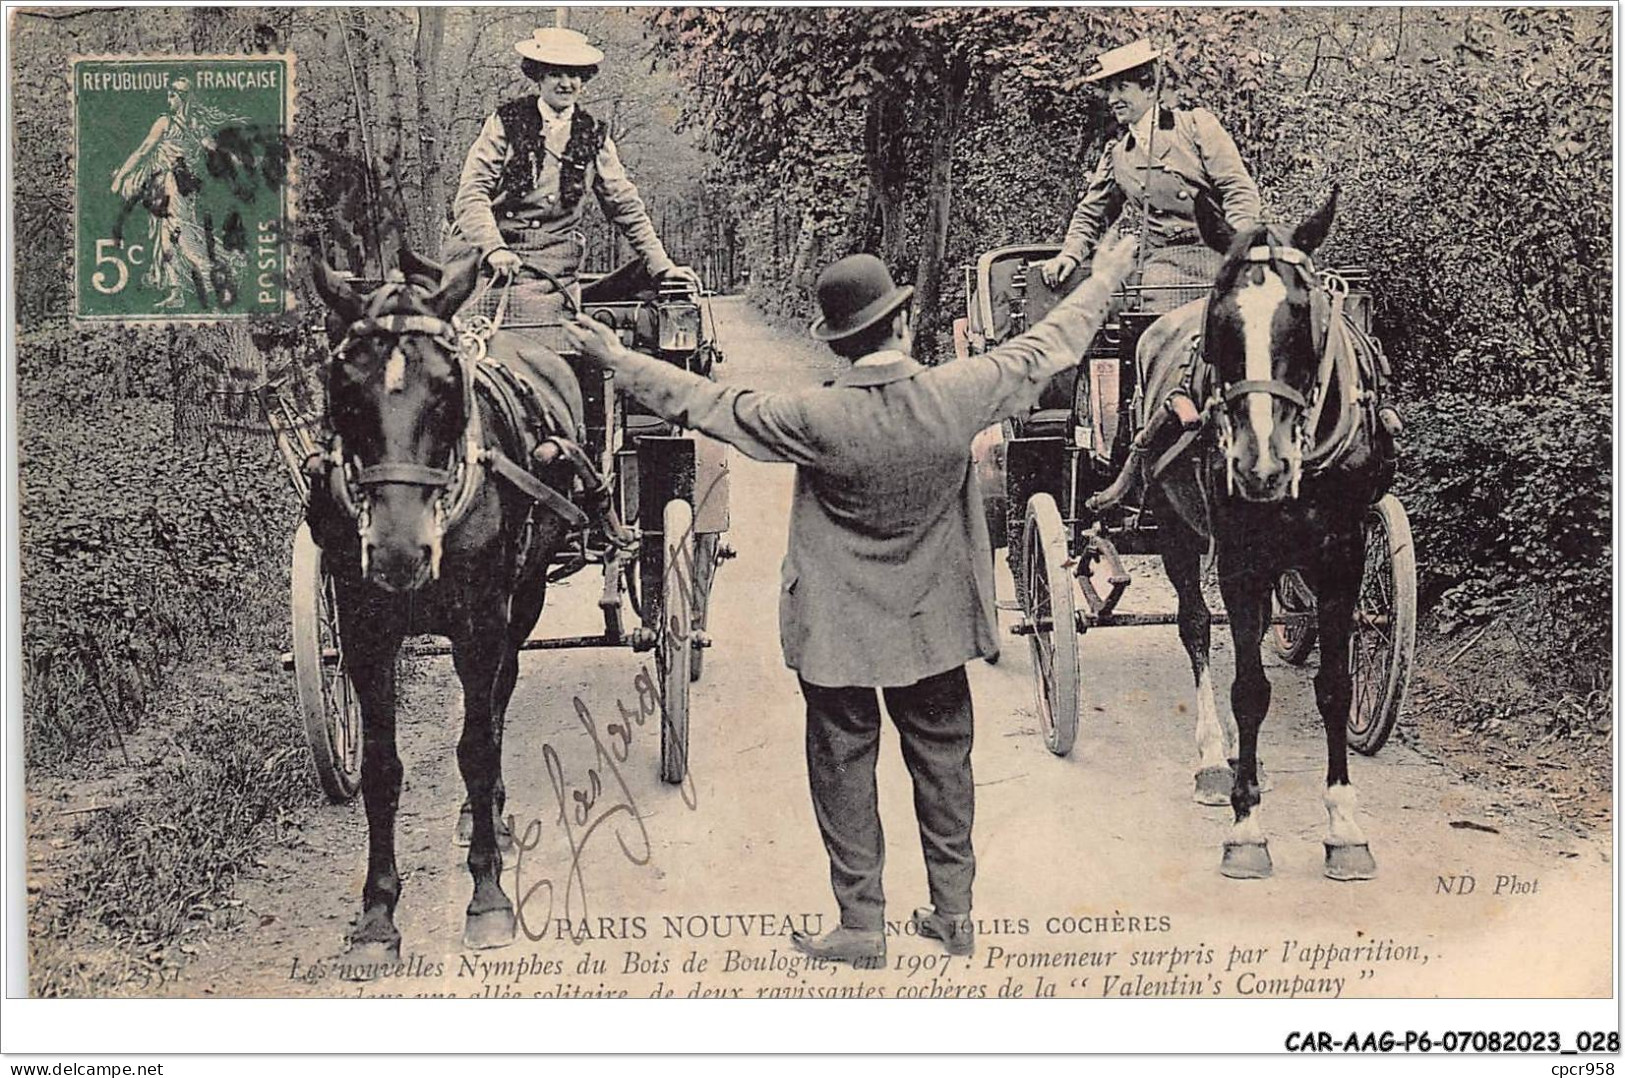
top-left (511, 461), bottom-right (724, 942)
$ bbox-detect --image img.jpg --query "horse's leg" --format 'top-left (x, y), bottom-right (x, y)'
top-left (1218, 569), bottom-right (1273, 879)
top-left (345, 624), bottom-right (408, 971)
top-left (1160, 517), bottom-right (1231, 805)
top-left (455, 561), bottom-right (551, 851)
top-left (488, 574), bottom-right (551, 849)
top-left (1315, 537), bottom-right (1378, 881)
top-left (452, 596), bottom-right (519, 950)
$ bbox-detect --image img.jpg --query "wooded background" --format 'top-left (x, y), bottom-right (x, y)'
top-left (12, 4), bottom-right (1612, 814)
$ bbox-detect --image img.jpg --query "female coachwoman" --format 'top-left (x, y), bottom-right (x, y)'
top-left (443, 26), bottom-right (698, 316)
top-left (1037, 40), bottom-right (1262, 313)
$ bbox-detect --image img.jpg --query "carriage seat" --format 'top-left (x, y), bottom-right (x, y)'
top-left (1022, 408), bottom-right (1074, 440)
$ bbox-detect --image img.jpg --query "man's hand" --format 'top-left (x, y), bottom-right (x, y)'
top-left (1037, 253), bottom-right (1079, 289)
top-left (561, 314), bottom-right (625, 367)
top-left (1089, 232), bottom-right (1139, 286)
top-left (660, 264), bottom-right (704, 292)
top-left (486, 249), bottom-right (522, 277)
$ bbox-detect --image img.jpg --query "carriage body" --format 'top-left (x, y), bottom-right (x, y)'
top-left (957, 243), bottom-right (1407, 761)
top-left (962, 245), bottom-right (1373, 557)
top-left (461, 271), bottom-right (731, 546)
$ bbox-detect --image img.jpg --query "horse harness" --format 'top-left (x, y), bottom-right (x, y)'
top-left (1166, 244), bottom-right (1373, 496)
top-left (309, 294), bottom-right (611, 573)
top-left (1086, 245), bottom-right (1382, 517)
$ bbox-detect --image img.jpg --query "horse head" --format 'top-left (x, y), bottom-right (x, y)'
top-left (312, 249), bottom-right (482, 591)
top-left (1196, 186), bottom-right (1338, 503)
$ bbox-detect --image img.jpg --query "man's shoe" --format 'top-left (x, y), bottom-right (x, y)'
top-left (790, 926), bottom-right (886, 969)
top-left (912, 907), bottom-right (975, 957)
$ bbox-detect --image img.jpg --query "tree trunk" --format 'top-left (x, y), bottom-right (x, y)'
top-left (369, 13), bottom-right (410, 261)
top-left (911, 68), bottom-right (966, 362)
top-left (864, 99), bottom-right (908, 266)
top-left (413, 8), bottom-right (447, 245)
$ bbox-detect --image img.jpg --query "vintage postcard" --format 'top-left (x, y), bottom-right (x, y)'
top-left (5, 2), bottom-right (1616, 1058)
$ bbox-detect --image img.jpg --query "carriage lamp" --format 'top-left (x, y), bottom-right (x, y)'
top-left (658, 303), bottom-right (700, 353)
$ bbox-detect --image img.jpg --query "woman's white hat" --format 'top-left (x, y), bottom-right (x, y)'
top-left (514, 27), bottom-right (605, 66)
top-left (1083, 39), bottom-right (1161, 83)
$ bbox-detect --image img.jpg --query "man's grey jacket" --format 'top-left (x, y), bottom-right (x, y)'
top-left (604, 274), bottom-right (1120, 688)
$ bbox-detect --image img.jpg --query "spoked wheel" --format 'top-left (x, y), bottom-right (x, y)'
top-left (290, 523), bottom-right (362, 802)
top-left (657, 499), bottom-right (694, 783)
top-left (1021, 494), bottom-right (1080, 757)
top-left (1271, 568), bottom-right (1318, 664)
top-left (1348, 494), bottom-right (1417, 755)
top-left (689, 532), bottom-right (720, 683)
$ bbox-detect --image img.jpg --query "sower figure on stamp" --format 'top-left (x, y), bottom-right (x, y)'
top-left (442, 26), bottom-right (700, 323)
top-left (110, 77), bottom-right (247, 310)
top-left (564, 234), bottom-right (1139, 967)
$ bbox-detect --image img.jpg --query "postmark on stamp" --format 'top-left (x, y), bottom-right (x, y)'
top-left (72, 54), bottom-right (294, 322)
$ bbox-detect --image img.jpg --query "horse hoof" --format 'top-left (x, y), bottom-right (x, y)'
top-left (1324, 843), bottom-right (1377, 881)
top-left (464, 906), bottom-right (517, 951)
top-left (1220, 841), bottom-right (1273, 879)
top-left (1194, 766), bottom-right (1232, 806)
top-left (342, 939), bottom-right (401, 979)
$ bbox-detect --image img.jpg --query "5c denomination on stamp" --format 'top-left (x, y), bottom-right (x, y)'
top-left (72, 54), bottom-right (293, 322)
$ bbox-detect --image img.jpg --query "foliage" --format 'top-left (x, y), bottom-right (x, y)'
top-left (29, 660), bottom-right (309, 997)
top-left (1398, 381), bottom-right (1611, 682)
top-left (17, 321), bottom-right (301, 767)
top-left (1256, 8), bottom-right (1611, 399)
top-left (649, 8), bottom-right (1268, 350)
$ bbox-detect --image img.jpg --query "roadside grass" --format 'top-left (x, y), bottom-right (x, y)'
top-left (26, 642), bottom-right (312, 997)
top-left (1401, 602), bottom-right (1612, 838)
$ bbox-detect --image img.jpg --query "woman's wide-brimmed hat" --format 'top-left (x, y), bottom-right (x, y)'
top-left (808, 254), bottom-right (914, 342)
top-left (1082, 39), bottom-right (1161, 83)
top-left (514, 27), bottom-right (605, 67)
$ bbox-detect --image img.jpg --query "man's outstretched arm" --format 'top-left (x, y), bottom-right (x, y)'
top-left (561, 320), bottom-right (818, 466)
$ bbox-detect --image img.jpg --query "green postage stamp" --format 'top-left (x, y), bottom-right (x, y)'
top-left (72, 55), bottom-right (294, 321)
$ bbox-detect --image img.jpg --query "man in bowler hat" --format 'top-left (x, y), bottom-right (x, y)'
top-left (564, 234), bottom-right (1137, 965)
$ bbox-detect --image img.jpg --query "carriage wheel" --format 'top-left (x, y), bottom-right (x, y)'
top-left (1021, 494), bottom-right (1080, 757)
top-left (657, 499), bottom-right (694, 783)
top-left (1270, 568), bottom-right (1318, 664)
top-left (689, 533), bottom-right (720, 683)
top-left (1347, 495), bottom-right (1417, 755)
top-left (290, 524), bottom-right (363, 803)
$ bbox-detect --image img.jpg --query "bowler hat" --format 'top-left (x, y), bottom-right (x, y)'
top-left (514, 27), bottom-right (605, 67)
top-left (1082, 39), bottom-right (1161, 83)
top-left (808, 254), bottom-right (914, 342)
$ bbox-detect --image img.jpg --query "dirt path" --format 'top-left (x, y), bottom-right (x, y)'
top-left (172, 298), bottom-right (1611, 1000)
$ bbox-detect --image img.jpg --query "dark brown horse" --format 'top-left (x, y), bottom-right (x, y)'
top-left (1140, 188), bottom-right (1397, 880)
top-left (308, 250), bottom-right (584, 969)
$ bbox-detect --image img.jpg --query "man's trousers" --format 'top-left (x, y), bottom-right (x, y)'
top-left (798, 665), bottom-right (975, 932)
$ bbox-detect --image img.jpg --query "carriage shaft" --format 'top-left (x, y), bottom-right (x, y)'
top-left (1011, 612), bottom-right (1309, 634)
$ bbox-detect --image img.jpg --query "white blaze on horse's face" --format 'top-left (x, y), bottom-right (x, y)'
top-left (1232, 267), bottom-right (1290, 496)
top-left (383, 347), bottom-right (407, 394)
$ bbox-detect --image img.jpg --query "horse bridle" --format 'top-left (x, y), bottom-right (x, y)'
top-left (1208, 242), bottom-right (1353, 499)
top-left (318, 304), bottom-right (485, 579)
